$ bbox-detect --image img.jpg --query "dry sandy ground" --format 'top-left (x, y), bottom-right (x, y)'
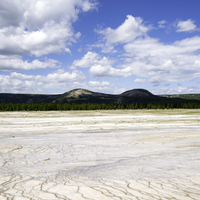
top-left (0, 109), bottom-right (200, 200)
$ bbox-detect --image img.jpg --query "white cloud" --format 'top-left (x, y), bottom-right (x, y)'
top-left (71, 51), bottom-right (116, 69)
top-left (10, 72), bottom-right (35, 80)
top-left (0, 58), bottom-right (60, 72)
top-left (90, 16), bottom-right (200, 86)
top-left (0, 71), bottom-right (127, 94)
top-left (96, 15), bottom-right (150, 44)
top-left (152, 86), bottom-right (200, 95)
top-left (0, 70), bottom-right (86, 93)
top-left (86, 81), bottom-right (126, 94)
top-left (0, 0), bottom-right (97, 58)
top-left (148, 76), bottom-right (163, 86)
top-left (71, 51), bottom-right (100, 68)
top-left (0, 0), bottom-right (24, 28)
top-left (89, 65), bottom-right (132, 77)
top-left (124, 36), bottom-right (200, 57)
top-left (84, 37), bottom-right (200, 84)
top-left (0, 0), bottom-right (97, 30)
top-left (158, 20), bottom-right (167, 28)
top-left (134, 78), bottom-right (146, 83)
top-left (44, 69), bottom-right (86, 83)
top-left (95, 15), bottom-right (151, 53)
top-left (0, 73), bottom-right (42, 93)
top-left (122, 35), bottom-right (200, 84)
top-left (88, 81), bottom-right (110, 87)
top-left (176, 19), bottom-right (197, 32)
top-left (81, 0), bottom-right (98, 12)
top-left (71, 51), bottom-right (133, 77)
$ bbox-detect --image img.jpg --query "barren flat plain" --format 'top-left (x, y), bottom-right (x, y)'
top-left (0, 109), bottom-right (200, 200)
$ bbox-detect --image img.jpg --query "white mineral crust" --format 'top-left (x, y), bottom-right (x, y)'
top-left (0, 110), bottom-right (200, 200)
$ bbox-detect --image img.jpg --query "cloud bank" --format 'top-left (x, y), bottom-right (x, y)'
top-left (0, 0), bottom-right (97, 71)
top-left (0, 1), bottom-right (200, 95)
top-left (90, 16), bottom-right (200, 88)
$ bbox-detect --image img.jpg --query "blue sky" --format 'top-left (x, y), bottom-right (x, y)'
top-left (0, 0), bottom-right (200, 95)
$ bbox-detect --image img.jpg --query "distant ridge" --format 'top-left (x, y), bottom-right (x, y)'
top-left (0, 88), bottom-right (200, 104)
top-left (120, 89), bottom-right (154, 97)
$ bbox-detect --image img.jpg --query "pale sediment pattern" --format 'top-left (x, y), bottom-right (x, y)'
top-left (0, 110), bottom-right (200, 200)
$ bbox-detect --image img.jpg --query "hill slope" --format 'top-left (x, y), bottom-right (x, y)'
top-left (0, 88), bottom-right (200, 104)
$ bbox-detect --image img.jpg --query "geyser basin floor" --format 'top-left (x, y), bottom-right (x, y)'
top-left (0, 110), bottom-right (200, 200)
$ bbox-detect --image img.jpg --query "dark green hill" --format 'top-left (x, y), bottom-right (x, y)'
top-left (0, 88), bottom-right (200, 104)
top-left (0, 93), bottom-right (59, 104)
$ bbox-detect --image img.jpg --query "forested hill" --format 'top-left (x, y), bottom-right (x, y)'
top-left (0, 88), bottom-right (200, 104)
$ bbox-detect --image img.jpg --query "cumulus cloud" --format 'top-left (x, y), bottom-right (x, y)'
top-left (70, 51), bottom-right (134, 77)
top-left (95, 15), bottom-right (151, 53)
top-left (0, 58), bottom-right (60, 72)
top-left (96, 15), bottom-right (150, 44)
top-left (0, 73), bottom-right (42, 93)
top-left (121, 35), bottom-right (200, 84)
top-left (124, 36), bottom-right (200, 57)
top-left (152, 86), bottom-right (200, 95)
top-left (71, 51), bottom-right (102, 68)
top-left (44, 69), bottom-right (86, 83)
top-left (176, 19), bottom-right (197, 32)
top-left (88, 81), bottom-right (110, 87)
top-left (0, 70), bottom-right (86, 93)
top-left (0, 1), bottom-right (24, 28)
top-left (87, 81), bottom-right (126, 94)
top-left (0, 71), bottom-right (126, 94)
top-left (0, 0), bottom-right (97, 58)
top-left (90, 16), bottom-right (200, 86)
top-left (134, 78), bottom-right (146, 83)
top-left (148, 76), bottom-right (163, 86)
top-left (89, 65), bottom-right (132, 77)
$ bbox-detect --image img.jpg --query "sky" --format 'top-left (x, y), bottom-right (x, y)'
top-left (0, 0), bottom-right (200, 95)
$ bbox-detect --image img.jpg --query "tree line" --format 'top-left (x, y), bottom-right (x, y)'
top-left (0, 102), bottom-right (200, 111)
